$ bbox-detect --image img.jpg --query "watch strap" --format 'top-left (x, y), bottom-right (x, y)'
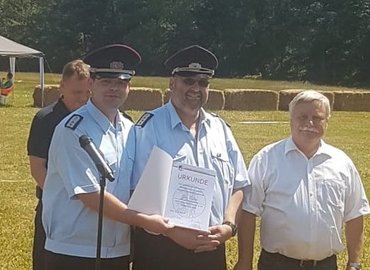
top-left (222, 221), bottom-right (238, 236)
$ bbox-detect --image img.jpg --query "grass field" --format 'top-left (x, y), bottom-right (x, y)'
top-left (0, 73), bottom-right (369, 269)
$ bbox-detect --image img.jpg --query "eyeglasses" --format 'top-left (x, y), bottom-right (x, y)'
top-left (180, 77), bottom-right (210, 87)
top-left (296, 115), bottom-right (327, 125)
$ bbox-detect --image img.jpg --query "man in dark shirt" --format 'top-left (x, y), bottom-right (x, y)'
top-left (27, 59), bottom-right (91, 270)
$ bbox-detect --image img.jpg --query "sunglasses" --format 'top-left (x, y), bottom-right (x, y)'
top-left (180, 77), bottom-right (210, 87)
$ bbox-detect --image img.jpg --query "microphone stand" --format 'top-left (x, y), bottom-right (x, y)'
top-left (79, 135), bottom-right (114, 270)
top-left (95, 174), bottom-right (107, 270)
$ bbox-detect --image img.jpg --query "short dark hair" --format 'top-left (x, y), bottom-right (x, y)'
top-left (62, 59), bottom-right (90, 80)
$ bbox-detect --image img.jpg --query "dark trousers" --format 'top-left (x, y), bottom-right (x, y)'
top-left (132, 229), bottom-right (226, 270)
top-left (44, 250), bottom-right (130, 270)
top-left (33, 193), bottom-right (46, 270)
top-left (258, 249), bottom-right (337, 270)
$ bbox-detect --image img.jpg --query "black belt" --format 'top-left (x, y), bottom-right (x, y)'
top-left (261, 249), bottom-right (336, 268)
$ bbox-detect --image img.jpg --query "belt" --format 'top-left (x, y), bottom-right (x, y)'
top-left (261, 249), bottom-right (336, 268)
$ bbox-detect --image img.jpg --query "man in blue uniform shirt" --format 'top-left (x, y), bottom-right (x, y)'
top-left (42, 44), bottom-right (173, 270)
top-left (132, 45), bottom-right (250, 270)
top-left (27, 59), bottom-right (91, 270)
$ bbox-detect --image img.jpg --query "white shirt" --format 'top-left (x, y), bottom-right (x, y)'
top-left (42, 100), bottom-right (135, 258)
top-left (243, 137), bottom-right (370, 260)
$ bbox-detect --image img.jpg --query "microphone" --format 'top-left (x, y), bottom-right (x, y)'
top-left (79, 135), bottom-right (115, 182)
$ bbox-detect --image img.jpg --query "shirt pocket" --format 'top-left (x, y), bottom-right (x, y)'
top-left (316, 178), bottom-right (345, 213)
top-left (113, 149), bottom-right (134, 199)
top-left (210, 149), bottom-right (234, 189)
top-left (104, 152), bottom-right (118, 177)
top-left (123, 150), bottom-right (135, 188)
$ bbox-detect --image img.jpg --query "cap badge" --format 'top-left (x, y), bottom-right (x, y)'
top-left (110, 61), bottom-right (124, 69)
top-left (188, 63), bottom-right (201, 69)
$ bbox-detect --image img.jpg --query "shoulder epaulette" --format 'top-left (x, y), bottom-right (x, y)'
top-left (65, 114), bottom-right (83, 130)
top-left (210, 112), bottom-right (231, 128)
top-left (136, 112), bottom-right (154, 127)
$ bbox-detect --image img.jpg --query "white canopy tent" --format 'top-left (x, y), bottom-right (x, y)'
top-left (0, 35), bottom-right (45, 106)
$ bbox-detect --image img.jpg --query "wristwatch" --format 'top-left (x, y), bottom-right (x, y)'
top-left (348, 262), bottom-right (362, 270)
top-left (222, 221), bottom-right (238, 237)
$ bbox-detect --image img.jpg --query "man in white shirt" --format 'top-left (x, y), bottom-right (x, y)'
top-left (234, 90), bottom-right (370, 270)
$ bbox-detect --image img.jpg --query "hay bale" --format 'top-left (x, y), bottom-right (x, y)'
top-left (163, 89), bottom-right (170, 104)
top-left (332, 91), bottom-right (370, 111)
top-left (278, 89), bottom-right (334, 111)
top-left (33, 85), bottom-right (60, 107)
top-left (205, 89), bottom-right (225, 110)
top-left (121, 87), bottom-right (163, 111)
top-left (162, 89), bottom-right (225, 110)
top-left (224, 89), bottom-right (278, 111)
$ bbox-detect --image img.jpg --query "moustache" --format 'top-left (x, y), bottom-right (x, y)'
top-left (299, 127), bottom-right (319, 133)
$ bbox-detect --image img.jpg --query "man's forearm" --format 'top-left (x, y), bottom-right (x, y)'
top-left (224, 189), bottom-right (244, 223)
top-left (78, 191), bottom-right (172, 235)
top-left (345, 216), bottom-right (364, 264)
top-left (234, 210), bottom-right (256, 270)
top-left (29, 156), bottom-right (47, 188)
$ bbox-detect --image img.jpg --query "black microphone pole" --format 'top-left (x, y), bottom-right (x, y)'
top-left (79, 135), bottom-right (115, 270)
top-left (95, 173), bottom-right (105, 270)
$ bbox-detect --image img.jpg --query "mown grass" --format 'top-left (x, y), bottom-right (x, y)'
top-left (0, 73), bottom-right (369, 269)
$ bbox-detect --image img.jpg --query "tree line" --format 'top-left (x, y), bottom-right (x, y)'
top-left (1, 0), bottom-right (370, 86)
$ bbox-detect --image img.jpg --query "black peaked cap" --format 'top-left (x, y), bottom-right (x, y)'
top-left (83, 44), bottom-right (141, 79)
top-left (164, 45), bottom-right (218, 77)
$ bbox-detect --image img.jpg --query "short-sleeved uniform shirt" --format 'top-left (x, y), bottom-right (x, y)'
top-left (243, 137), bottom-right (370, 260)
top-left (42, 100), bottom-right (135, 258)
top-left (133, 101), bottom-right (250, 226)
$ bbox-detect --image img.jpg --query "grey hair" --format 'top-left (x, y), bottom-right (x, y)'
top-left (288, 90), bottom-right (331, 118)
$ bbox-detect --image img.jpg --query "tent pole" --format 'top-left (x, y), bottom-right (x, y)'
top-left (39, 57), bottom-right (45, 107)
top-left (9, 57), bottom-right (16, 79)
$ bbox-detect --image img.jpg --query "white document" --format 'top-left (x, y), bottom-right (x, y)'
top-left (128, 146), bottom-right (216, 231)
top-left (128, 146), bottom-right (173, 215)
top-left (164, 162), bottom-right (215, 231)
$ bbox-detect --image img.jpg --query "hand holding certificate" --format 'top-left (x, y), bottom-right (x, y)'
top-left (128, 146), bottom-right (216, 231)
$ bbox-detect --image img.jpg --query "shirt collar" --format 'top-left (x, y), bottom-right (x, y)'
top-left (86, 99), bottom-right (123, 132)
top-left (166, 101), bottom-right (182, 129)
top-left (166, 100), bottom-right (210, 130)
top-left (200, 108), bottom-right (212, 127)
top-left (56, 98), bottom-right (70, 114)
top-left (284, 136), bottom-right (333, 158)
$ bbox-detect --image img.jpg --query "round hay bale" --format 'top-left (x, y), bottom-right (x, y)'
top-left (278, 89), bottom-right (334, 111)
top-left (332, 91), bottom-right (370, 111)
top-left (120, 87), bottom-right (163, 111)
top-left (224, 89), bottom-right (278, 111)
top-left (33, 85), bottom-right (60, 107)
top-left (162, 89), bottom-right (224, 110)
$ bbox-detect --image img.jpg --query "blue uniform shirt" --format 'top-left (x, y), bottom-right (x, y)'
top-left (42, 100), bottom-right (135, 258)
top-left (133, 101), bottom-right (250, 226)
